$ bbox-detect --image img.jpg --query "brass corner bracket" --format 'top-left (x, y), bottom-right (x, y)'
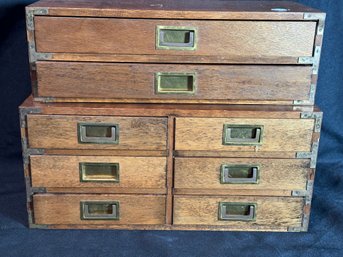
top-left (26, 8), bottom-right (52, 63)
top-left (293, 84), bottom-right (316, 105)
top-left (20, 107), bottom-right (42, 128)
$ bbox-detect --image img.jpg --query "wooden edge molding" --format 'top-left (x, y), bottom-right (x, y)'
top-left (165, 116), bottom-right (175, 224)
top-left (29, 224), bottom-right (289, 232)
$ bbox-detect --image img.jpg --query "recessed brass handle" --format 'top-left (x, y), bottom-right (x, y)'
top-left (155, 72), bottom-right (196, 94)
top-left (80, 201), bottom-right (119, 220)
top-left (223, 124), bottom-right (263, 145)
top-left (219, 202), bottom-right (256, 221)
top-left (221, 165), bottom-right (259, 184)
top-left (156, 26), bottom-right (197, 50)
top-left (79, 162), bottom-right (120, 183)
top-left (78, 123), bottom-right (119, 144)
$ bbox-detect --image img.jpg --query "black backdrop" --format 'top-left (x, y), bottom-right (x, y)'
top-left (1, 0), bottom-right (342, 256)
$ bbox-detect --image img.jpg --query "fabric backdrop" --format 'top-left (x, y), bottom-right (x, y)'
top-left (0, 0), bottom-right (342, 256)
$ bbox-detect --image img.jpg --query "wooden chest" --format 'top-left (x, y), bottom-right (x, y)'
top-left (26, 0), bottom-right (324, 105)
top-left (20, 98), bottom-right (321, 231)
top-left (21, 0), bottom-right (325, 232)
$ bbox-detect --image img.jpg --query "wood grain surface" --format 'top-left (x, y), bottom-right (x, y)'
top-left (43, 224), bottom-right (289, 231)
top-left (27, 115), bottom-right (167, 150)
top-left (33, 194), bottom-right (166, 225)
top-left (28, 0), bottom-right (321, 20)
top-left (21, 96), bottom-right (316, 119)
top-left (36, 61), bottom-right (312, 102)
top-left (35, 17), bottom-right (316, 61)
top-left (174, 158), bottom-right (310, 194)
top-left (175, 118), bottom-right (314, 152)
top-left (173, 195), bottom-right (303, 227)
top-left (30, 155), bottom-right (166, 190)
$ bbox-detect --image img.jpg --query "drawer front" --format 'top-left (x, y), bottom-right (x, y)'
top-left (174, 158), bottom-right (310, 193)
top-left (27, 115), bottom-right (167, 150)
top-left (173, 196), bottom-right (303, 227)
top-left (175, 118), bottom-right (314, 152)
top-left (36, 61), bottom-right (312, 103)
top-left (30, 155), bottom-right (166, 190)
top-left (33, 194), bottom-right (166, 225)
top-left (34, 17), bottom-right (316, 62)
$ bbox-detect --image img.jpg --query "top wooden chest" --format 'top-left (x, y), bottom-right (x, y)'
top-left (26, 0), bottom-right (325, 104)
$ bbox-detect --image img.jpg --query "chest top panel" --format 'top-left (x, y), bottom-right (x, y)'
top-left (28, 0), bottom-right (321, 20)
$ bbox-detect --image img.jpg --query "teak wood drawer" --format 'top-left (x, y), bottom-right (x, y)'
top-left (33, 194), bottom-right (166, 225)
top-left (30, 155), bottom-right (167, 194)
top-left (175, 117), bottom-right (314, 153)
top-left (173, 196), bottom-right (304, 230)
top-left (20, 98), bottom-right (322, 231)
top-left (26, 0), bottom-right (325, 105)
top-left (27, 115), bottom-right (167, 151)
top-left (174, 158), bottom-right (310, 196)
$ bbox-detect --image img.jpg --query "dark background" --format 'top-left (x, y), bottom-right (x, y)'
top-left (1, 0), bottom-right (342, 256)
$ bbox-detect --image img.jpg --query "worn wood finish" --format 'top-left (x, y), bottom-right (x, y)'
top-left (36, 62), bottom-right (312, 103)
top-left (173, 189), bottom-right (296, 197)
top-left (174, 151), bottom-right (297, 159)
top-left (20, 96), bottom-right (316, 119)
top-left (35, 97), bottom-right (296, 105)
top-left (30, 155), bottom-right (166, 190)
top-left (175, 118), bottom-right (314, 152)
top-left (33, 194), bottom-right (166, 225)
top-left (173, 195), bottom-right (303, 227)
top-left (28, 0), bottom-right (321, 20)
top-left (43, 149), bottom-right (167, 157)
top-left (42, 54), bottom-right (307, 65)
top-left (174, 158), bottom-right (310, 194)
top-left (40, 187), bottom-right (166, 194)
top-left (35, 17), bottom-right (316, 62)
top-left (27, 115), bottom-right (167, 150)
top-left (40, 224), bottom-right (289, 232)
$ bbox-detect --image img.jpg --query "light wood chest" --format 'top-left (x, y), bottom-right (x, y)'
top-left (20, 99), bottom-right (321, 231)
top-left (26, 0), bottom-right (324, 105)
top-left (21, 0), bottom-right (325, 232)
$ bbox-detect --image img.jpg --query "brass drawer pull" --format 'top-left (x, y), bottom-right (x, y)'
top-left (219, 202), bottom-right (256, 221)
top-left (156, 26), bottom-right (197, 50)
top-left (223, 124), bottom-right (263, 145)
top-left (221, 165), bottom-right (259, 184)
top-left (78, 123), bottom-right (119, 144)
top-left (81, 201), bottom-right (119, 220)
top-left (155, 72), bottom-right (196, 94)
top-left (79, 162), bottom-right (119, 183)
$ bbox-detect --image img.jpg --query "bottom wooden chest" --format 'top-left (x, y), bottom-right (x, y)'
top-left (20, 96), bottom-right (321, 231)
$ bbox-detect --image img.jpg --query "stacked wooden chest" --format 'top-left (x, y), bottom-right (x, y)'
top-left (20, 0), bottom-right (325, 231)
